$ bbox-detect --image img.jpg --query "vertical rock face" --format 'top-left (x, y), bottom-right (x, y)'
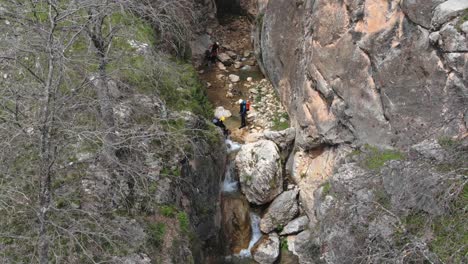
top-left (256, 0), bottom-right (467, 148)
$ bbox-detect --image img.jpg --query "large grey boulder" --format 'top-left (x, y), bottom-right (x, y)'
top-left (263, 127), bottom-right (295, 150)
top-left (280, 215), bottom-right (309, 236)
top-left (260, 189), bottom-right (299, 233)
top-left (235, 140), bottom-right (283, 205)
top-left (432, 0), bottom-right (468, 29)
top-left (252, 233), bottom-right (280, 264)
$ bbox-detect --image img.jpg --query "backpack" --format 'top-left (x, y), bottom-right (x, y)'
top-left (246, 100), bottom-right (250, 111)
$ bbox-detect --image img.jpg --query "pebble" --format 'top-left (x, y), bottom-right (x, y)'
top-left (229, 74), bottom-right (240, 83)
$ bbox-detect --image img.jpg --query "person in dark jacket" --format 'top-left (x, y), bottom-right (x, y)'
top-left (208, 42), bottom-right (220, 65)
top-left (239, 99), bottom-right (247, 129)
top-left (212, 117), bottom-right (229, 137)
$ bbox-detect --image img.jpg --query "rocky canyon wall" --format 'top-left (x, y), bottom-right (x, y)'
top-left (256, 0), bottom-right (467, 148)
top-left (252, 0), bottom-right (467, 263)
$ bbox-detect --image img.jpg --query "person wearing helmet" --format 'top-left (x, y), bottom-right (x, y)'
top-left (239, 99), bottom-right (247, 129)
top-left (212, 116), bottom-right (229, 137)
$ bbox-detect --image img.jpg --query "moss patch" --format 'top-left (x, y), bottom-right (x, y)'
top-left (359, 145), bottom-right (404, 170)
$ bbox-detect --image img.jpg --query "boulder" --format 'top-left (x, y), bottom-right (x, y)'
top-left (214, 106), bottom-right (232, 118)
top-left (432, 0), bottom-right (468, 29)
top-left (263, 127), bottom-right (295, 150)
top-left (235, 140), bottom-right (283, 205)
top-left (241, 65), bottom-right (252, 71)
top-left (280, 215), bottom-right (309, 236)
top-left (217, 53), bottom-right (233, 66)
top-left (229, 74), bottom-right (240, 83)
top-left (252, 233), bottom-right (280, 264)
top-left (260, 189), bottom-right (299, 233)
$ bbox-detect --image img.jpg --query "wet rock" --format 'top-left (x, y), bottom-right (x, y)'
top-left (215, 106), bottom-right (232, 118)
top-left (229, 74), bottom-right (240, 83)
top-left (217, 53), bottom-right (233, 66)
top-left (280, 215), bottom-right (309, 236)
top-left (252, 233), bottom-right (280, 264)
top-left (260, 189), bottom-right (299, 233)
top-left (222, 195), bottom-right (252, 253)
top-left (235, 140), bottom-right (283, 205)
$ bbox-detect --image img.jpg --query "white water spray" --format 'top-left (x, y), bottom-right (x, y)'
top-left (238, 213), bottom-right (262, 258)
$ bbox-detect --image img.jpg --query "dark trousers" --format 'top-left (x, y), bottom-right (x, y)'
top-left (240, 113), bottom-right (246, 128)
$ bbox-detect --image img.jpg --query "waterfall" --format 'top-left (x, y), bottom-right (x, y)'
top-left (222, 160), bottom-right (239, 193)
top-left (238, 213), bottom-right (262, 258)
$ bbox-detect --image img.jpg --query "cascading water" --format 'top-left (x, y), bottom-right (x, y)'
top-left (238, 213), bottom-right (262, 258)
top-left (222, 139), bottom-right (262, 261)
top-left (223, 139), bottom-right (242, 192)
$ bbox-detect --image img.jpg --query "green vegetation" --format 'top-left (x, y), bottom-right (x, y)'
top-left (177, 212), bottom-right (190, 233)
top-left (437, 136), bottom-right (458, 149)
top-left (400, 184), bottom-right (467, 263)
top-left (272, 112), bottom-right (289, 131)
top-left (160, 205), bottom-right (177, 218)
top-left (148, 222), bottom-right (166, 247)
top-left (456, 9), bottom-right (468, 32)
top-left (280, 237), bottom-right (288, 250)
top-left (436, 137), bottom-right (468, 175)
top-left (374, 189), bottom-right (391, 209)
top-left (359, 145), bottom-right (404, 170)
top-left (321, 182), bottom-right (332, 198)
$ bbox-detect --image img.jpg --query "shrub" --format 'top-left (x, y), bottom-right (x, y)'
top-left (147, 222), bottom-right (166, 247)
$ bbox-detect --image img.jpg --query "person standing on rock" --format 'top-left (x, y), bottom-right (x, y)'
top-left (239, 99), bottom-right (248, 129)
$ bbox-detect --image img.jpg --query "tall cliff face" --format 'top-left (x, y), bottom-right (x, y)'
top-left (256, 0), bottom-right (467, 148)
top-left (252, 1), bottom-right (468, 263)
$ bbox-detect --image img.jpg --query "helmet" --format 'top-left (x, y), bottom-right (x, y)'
top-left (238, 99), bottom-right (243, 104)
top-left (212, 118), bottom-right (218, 123)
top-left (220, 117), bottom-right (225, 122)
